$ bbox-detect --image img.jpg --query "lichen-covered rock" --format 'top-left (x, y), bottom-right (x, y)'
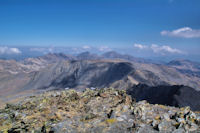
top-left (0, 88), bottom-right (199, 132)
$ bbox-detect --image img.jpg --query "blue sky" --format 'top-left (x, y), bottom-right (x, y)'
top-left (0, 0), bottom-right (200, 61)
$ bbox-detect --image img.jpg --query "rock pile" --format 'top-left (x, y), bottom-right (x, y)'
top-left (0, 88), bottom-right (199, 132)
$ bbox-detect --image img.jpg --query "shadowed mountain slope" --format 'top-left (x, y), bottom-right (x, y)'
top-left (127, 84), bottom-right (200, 111)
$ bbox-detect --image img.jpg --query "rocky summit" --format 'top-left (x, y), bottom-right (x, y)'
top-left (0, 88), bottom-right (200, 133)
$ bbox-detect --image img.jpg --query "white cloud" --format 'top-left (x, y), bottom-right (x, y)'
top-left (161, 27), bottom-right (200, 38)
top-left (82, 45), bottom-right (91, 49)
top-left (134, 43), bottom-right (148, 49)
top-left (133, 43), bottom-right (185, 55)
top-left (99, 46), bottom-right (112, 52)
top-left (0, 47), bottom-right (21, 54)
top-left (151, 44), bottom-right (184, 54)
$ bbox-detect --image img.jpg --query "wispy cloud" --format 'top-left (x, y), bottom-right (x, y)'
top-left (82, 45), bottom-right (91, 49)
top-left (161, 27), bottom-right (200, 38)
top-left (134, 43), bottom-right (148, 49)
top-left (98, 46), bottom-right (112, 52)
top-left (151, 44), bottom-right (184, 55)
top-left (30, 48), bottom-right (46, 52)
top-left (0, 47), bottom-right (21, 54)
top-left (30, 47), bottom-right (54, 54)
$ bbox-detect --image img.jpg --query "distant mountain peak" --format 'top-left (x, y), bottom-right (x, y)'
top-left (76, 51), bottom-right (101, 60)
top-left (102, 51), bottom-right (123, 57)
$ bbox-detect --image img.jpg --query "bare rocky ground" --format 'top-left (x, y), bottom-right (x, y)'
top-left (0, 88), bottom-right (199, 133)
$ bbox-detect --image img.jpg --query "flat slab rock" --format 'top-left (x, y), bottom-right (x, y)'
top-left (0, 88), bottom-right (199, 133)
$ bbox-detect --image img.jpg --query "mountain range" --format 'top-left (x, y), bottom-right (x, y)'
top-left (0, 51), bottom-right (200, 110)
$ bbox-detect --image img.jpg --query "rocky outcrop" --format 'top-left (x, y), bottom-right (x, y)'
top-left (0, 89), bottom-right (199, 132)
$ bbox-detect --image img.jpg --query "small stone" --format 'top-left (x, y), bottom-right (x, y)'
top-left (190, 112), bottom-right (196, 119)
top-left (117, 117), bottom-right (124, 121)
top-left (152, 120), bottom-right (160, 129)
top-left (172, 121), bottom-right (180, 128)
top-left (137, 125), bottom-right (158, 133)
top-left (138, 100), bottom-right (147, 105)
top-left (125, 95), bottom-right (132, 105)
top-left (154, 115), bottom-right (161, 120)
top-left (184, 124), bottom-right (190, 131)
top-left (188, 123), bottom-right (199, 132)
top-left (168, 110), bottom-right (176, 118)
top-left (183, 107), bottom-right (190, 115)
top-left (158, 120), bottom-right (175, 132)
top-left (128, 119), bottom-right (134, 123)
top-left (177, 118), bottom-right (186, 124)
top-left (146, 119), bottom-right (153, 124)
top-left (172, 128), bottom-right (185, 133)
top-left (163, 113), bottom-right (170, 121)
top-left (55, 112), bottom-right (62, 120)
top-left (100, 93), bottom-right (108, 98)
top-left (197, 116), bottom-right (200, 121)
top-left (81, 113), bottom-right (97, 121)
top-left (123, 105), bottom-right (129, 111)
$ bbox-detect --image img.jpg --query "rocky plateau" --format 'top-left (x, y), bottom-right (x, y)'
top-left (0, 88), bottom-right (200, 133)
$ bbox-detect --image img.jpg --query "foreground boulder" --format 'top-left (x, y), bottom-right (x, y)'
top-left (0, 88), bottom-right (199, 132)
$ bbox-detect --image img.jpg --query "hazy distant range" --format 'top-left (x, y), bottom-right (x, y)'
top-left (0, 46), bottom-right (199, 63)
